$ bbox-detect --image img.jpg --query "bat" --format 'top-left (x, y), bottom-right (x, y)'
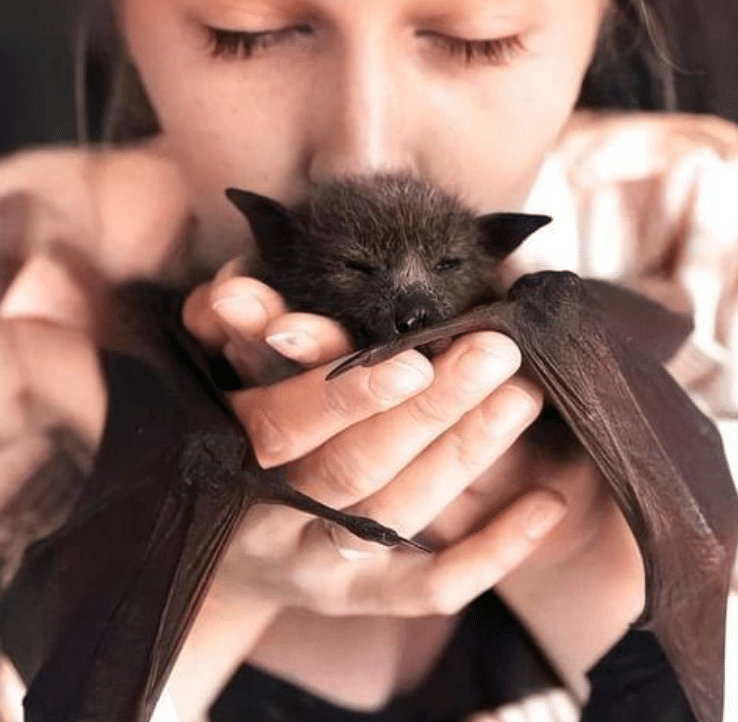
top-left (0, 174), bottom-right (735, 722)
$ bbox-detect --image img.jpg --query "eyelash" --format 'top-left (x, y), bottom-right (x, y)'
top-left (422, 33), bottom-right (525, 65)
top-left (207, 25), bottom-right (313, 59)
top-left (206, 25), bottom-right (525, 66)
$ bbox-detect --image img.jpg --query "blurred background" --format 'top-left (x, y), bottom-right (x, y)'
top-left (1, 0), bottom-right (738, 155)
top-left (1, 0), bottom-right (82, 154)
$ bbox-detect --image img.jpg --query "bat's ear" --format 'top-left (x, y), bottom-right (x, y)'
top-left (225, 188), bottom-right (301, 255)
top-left (476, 213), bottom-right (552, 260)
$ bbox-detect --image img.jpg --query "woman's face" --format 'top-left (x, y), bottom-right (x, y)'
top-left (119, 0), bottom-right (608, 260)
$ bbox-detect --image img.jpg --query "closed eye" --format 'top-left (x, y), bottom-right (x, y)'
top-left (418, 32), bottom-right (525, 66)
top-left (206, 24), bottom-right (314, 59)
top-left (344, 260), bottom-right (376, 275)
top-left (435, 257), bottom-right (464, 272)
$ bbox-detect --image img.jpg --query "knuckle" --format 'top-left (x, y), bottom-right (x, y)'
top-left (239, 393), bottom-right (295, 465)
top-left (407, 392), bottom-right (456, 427)
top-left (421, 575), bottom-right (468, 616)
top-left (321, 377), bottom-right (376, 421)
top-left (310, 449), bottom-right (382, 500)
top-left (444, 424), bottom-right (494, 477)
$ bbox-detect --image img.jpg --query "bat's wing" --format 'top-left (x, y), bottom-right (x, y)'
top-left (0, 282), bottom-right (260, 722)
top-left (509, 273), bottom-right (737, 722)
top-left (0, 345), bottom-right (254, 722)
top-left (0, 283), bottom-right (421, 722)
top-left (331, 271), bottom-right (738, 722)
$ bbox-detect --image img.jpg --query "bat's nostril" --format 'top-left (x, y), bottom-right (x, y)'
top-left (395, 307), bottom-right (430, 334)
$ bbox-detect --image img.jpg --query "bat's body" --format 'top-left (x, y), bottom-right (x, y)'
top-left (0, 175), bottom-right (736, 722)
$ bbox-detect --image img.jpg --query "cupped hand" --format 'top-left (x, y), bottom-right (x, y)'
top-left (182, 268), bottom-right (567, 619)
top-left (173, 267), bottom-right (646, 720)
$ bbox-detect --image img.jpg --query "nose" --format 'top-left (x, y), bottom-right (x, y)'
top-left (306, 34), bottom-right (418, 181)
top-left (395, 300), bottom-right (439, 334)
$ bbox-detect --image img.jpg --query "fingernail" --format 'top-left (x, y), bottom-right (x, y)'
top-left (495, 385), bottom-right (543, 436)
top-left (524, 493), bottom-right (567, 540)
top-left (337, 546), bottom-right (374, 561)
top-left (368, 354), bottom-right (432, 401)
top-left (326, 523), bottom-right (374, 560)
top-left (266, 331), bottom-right (321, 364)
top-left (213, 293), bottom-right (268, 330)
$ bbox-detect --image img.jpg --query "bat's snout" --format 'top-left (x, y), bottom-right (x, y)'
top-left (394, 297), bottom-right (442, 335)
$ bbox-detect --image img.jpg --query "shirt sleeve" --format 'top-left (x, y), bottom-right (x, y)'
top-left (517, 111), bottom-right (738, 416)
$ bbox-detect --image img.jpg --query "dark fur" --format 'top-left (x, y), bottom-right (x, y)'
top-left (230, 175), bottom-right (549, 347)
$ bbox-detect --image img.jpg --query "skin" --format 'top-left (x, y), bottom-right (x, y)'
top-left (120, 0), bottom-right (608, 262)
top-left (0, 0), bottom-right (647, 720)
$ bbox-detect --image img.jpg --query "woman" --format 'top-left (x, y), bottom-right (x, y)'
top-left (0, 0), bottom-right (735, 720)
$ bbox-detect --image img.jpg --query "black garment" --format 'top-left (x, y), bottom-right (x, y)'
top-left (582, 629), bottom-right (696, 722)
top-left (210, 592), bottom-right (558, 722)
top-left (210, 594), bottom-right (696, 722)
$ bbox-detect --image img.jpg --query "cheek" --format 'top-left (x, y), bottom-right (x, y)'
top-left (156, 77), bottom-right (313, 252)
top-left (419, 12), bottom-right (603, 212)
top-left (154, 72), bottom-right (316, 196)
top-left (120, 2), bottom-right (318, 259)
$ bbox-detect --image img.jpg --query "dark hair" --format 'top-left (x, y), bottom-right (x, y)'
top-left (579, 0), bottom-right (738, 118)
top-left (78, 0), bottom-right (736, 143)
top-left (577, 0), bottom-right (677, 111)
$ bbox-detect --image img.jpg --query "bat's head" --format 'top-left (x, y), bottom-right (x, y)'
top-left (226, 176), bottom-right (550, 346)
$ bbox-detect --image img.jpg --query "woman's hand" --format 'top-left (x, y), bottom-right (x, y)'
top-left (169, 269), bottom-right (600, 720)
top-left (183, 271), bottom-right (566, 614)
top-left (0, 145), bottom-right (190, 330)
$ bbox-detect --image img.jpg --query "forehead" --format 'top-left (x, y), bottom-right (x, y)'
top-left (153, 0), bottom-right (606, 20)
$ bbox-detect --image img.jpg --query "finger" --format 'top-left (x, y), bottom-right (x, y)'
top-left (181, 283), bottom-right (227, 348)
top-left (0, 654), bottom-right (25, 722)
top-left (181, 256), bottom-right (250, 348)
top-left (329, 377), bottom-right (542, 555)
top-left (239, 487), bottom-right (565, 615)
top-left (543, 689), bottom-right (581, 722)
top-left (182, 274), bottom-right (288, 350)
top-left (366, 489), bottom-right (567, 617)
top-left (521, 690), bottom-right (580, 722)
top-left (232, 349), bottom-right (434, 468)
top-left (471, 690), bottom-right (580, 722)
top-left (293, 332), bottom-right (525, 510)
top-left (264, 312), bottom-right (352, 366)
top-left (210, 276), bottom-right (288, 341)
top-left (471, 707), bottom-right (526, 722)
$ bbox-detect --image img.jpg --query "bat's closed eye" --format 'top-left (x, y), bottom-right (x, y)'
top-left (435, 257), bottom-right (464, 272)
top-left (344, 260), bottom-right (376, 275)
